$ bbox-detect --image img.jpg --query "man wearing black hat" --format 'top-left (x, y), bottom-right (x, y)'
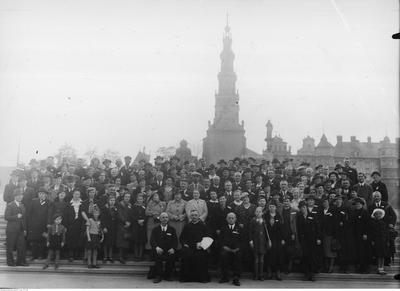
top-left (3, 170), bottom-right (20, 203)
top-left (370, 171), bottom-right (388, 202)
top-left (64, 175), bottom-right (79, 202)
top-left (27, 188), bottom-right (50, 260)
top-left (216, 160), bottom-right (227, 177)
top-left (232, 172), bottom-right (243, 192)
top-left (197, 159), bottom-right (209, 177)
top-left (19, 174), bottom-right (36, 209)
top-left (350, 198), bottom-right (370, 273)
top-left (219, 167), bottom-right (232, 188)
top-left (5, 188), bottom-right (28, 266)
top-left (339, 179), bottom-right (352, 199)
top-left (27, 168), bottom-right (41, 193)
top-left (267, 170), bottom-right (281, 193)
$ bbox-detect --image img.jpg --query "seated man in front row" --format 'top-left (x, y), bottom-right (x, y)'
top-left (150, 212), bottom-right (178, 283)
top-left (179, 209), bottom-right (211, 283)
top-left (219, 212), bottom-right (243, 286)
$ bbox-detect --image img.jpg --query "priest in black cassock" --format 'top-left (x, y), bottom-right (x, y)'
top-left (179, 209), bottom-right (210, 283)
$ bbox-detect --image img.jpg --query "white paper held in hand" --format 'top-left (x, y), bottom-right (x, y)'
top-left (200, 237), bottom-right (214, 250)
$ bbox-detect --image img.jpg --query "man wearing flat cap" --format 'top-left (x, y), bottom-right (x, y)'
top-left (188, 172), bottom-right (205, 195)
top-left (27, 187), bottom-right (50, 261)
top-left (5, 188), bottom-right (28, 266)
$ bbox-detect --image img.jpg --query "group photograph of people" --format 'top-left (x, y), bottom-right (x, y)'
top-left (3, 154), bottom-right (398, 286)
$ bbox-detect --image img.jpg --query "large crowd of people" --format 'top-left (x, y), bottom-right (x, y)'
top-left (3, 155), bottom-right (398, 285)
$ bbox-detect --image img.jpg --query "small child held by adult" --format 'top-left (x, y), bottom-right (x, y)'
top-left (86, 208), bottom-right (104, 268)
top-left (43, 213), bottom-right (66, 269)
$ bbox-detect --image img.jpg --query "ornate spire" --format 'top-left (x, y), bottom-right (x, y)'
top-left (213, 19), bottom-right (240, 129)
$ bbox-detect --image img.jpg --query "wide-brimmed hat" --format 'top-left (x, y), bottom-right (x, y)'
top-left (371, 208), bottom-right (385, 219)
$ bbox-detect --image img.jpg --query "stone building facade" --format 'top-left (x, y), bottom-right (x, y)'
top-left (263, 120), bottom-right (399, 206)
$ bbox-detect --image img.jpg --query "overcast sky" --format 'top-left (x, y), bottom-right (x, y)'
top-left (0, 0), bottom-right (398, 166)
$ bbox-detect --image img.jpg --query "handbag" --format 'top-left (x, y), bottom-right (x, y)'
top-left (331, 238), bottom-right (341, 251)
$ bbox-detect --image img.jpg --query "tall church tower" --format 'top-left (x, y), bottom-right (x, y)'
top-left (203, 20), bottom-right (246, 164)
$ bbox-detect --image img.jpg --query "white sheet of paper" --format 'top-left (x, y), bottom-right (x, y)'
top-left (200, 237), bottom-right (214, 250)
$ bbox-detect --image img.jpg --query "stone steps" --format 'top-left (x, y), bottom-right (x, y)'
top-left (0, 215), bottom-right (398, 280)
top-left (0, 264), bottom-right (396, 282)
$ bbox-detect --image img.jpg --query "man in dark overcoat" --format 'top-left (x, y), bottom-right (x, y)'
top-left (5, 188), bottom-right (28, 266)
top-left (297, 200), bottom-right (322, 281)
top-left (27, 188), bottom-right (50, 260)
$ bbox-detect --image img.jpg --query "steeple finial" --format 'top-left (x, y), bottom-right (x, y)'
top-left (225, 13), bottom-right (230, 33)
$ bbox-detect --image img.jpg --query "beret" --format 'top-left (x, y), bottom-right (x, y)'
top-left (298, 201), bottom-right (307, 208)
top-left (334, 164), bottom-right (342, 170)
top-left (328, 171), bottom-right (339, 178)
top-left (38, 187), bottom-right (49, 194)
top-left (305, 194), bottom-right (316, 201)
top-left (371, 171), bottom-right (381, 177)
top-left (315, 164), bottom-right (323, 170)
top-left (353, 197), bottom-right (365, 205)
top-left (269, 200), bottom-right (278, 207)
top-left (53, 212), bottom-right (63, 220)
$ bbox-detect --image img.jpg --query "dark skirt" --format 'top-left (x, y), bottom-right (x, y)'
top-left (49, 234), bottom-right (63, 250)
top-left (66, 219), bottom-right (84, 249)
top-left (132, 224), bottom-right (146, 244)
top-left (86, 234), bottom-right (101, 249)
top-left (103, 227), bottom-right (117, 247)
top-left (372, 237), bottom-right (388, 258)
top-left (265, 239), bottom-right (284, 270)
top-left (323, 235), bottom-right (337, 258)
top-left (116, 225), bottom-right (132, 249)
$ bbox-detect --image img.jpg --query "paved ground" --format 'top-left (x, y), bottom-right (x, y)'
top-left (0, 272), bottom-right (399, 288)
